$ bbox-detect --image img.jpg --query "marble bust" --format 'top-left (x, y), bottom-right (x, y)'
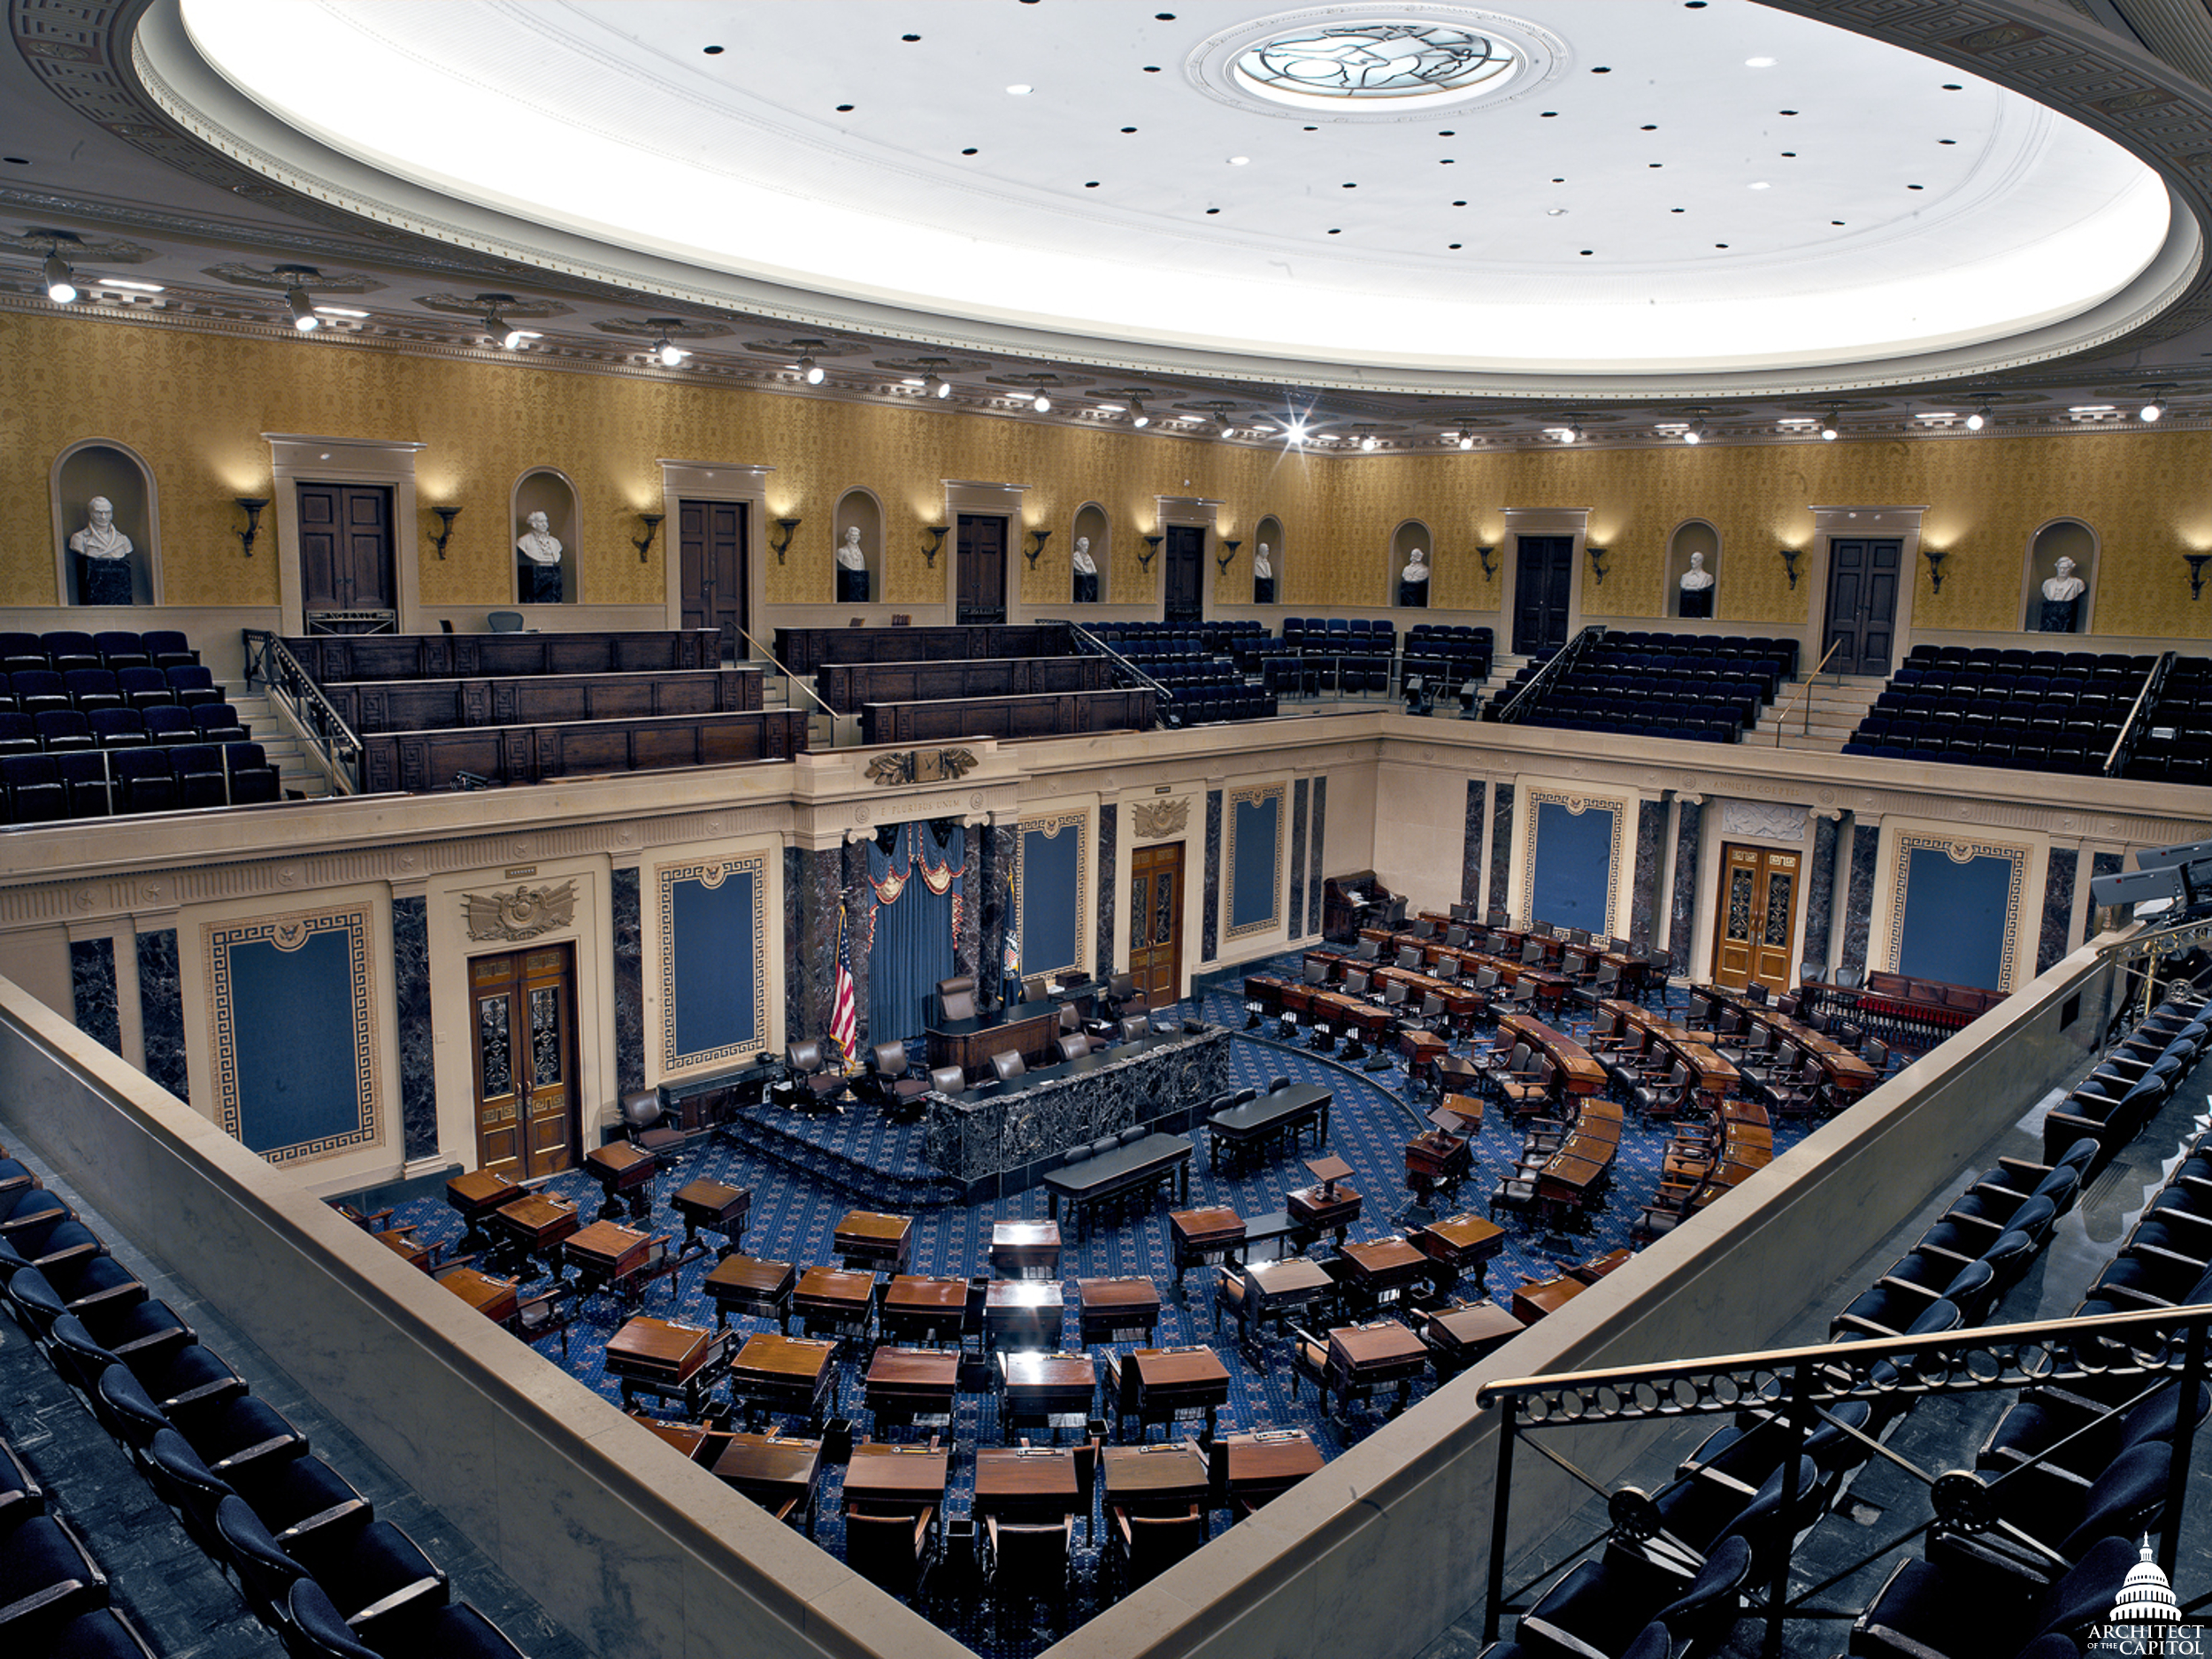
top-left (1071, 534), bottom-right (1097, 603)
top-left (1397, 547), bottom-right (1430, 609)
top-left (835, 526), bottom-right (870, 603)
top-left (71, 495), bottom-right (134, 605)
top-left (1678, 549), bottom-right (1715, 618)
top-left (1252, 540), bottom-right (1275, 604)
top-left (2038, 554), bottom-right (2084, 633)
top-left (516, 510), bottom-right (564, 603)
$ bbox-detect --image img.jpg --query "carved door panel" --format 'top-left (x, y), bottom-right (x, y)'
top-left (1710, 844), bottom-right (1799, 995)
top-left (1128, 842), bottom-right (1184, 1006)
top-left (470, 944), bottom-right (576, 1179)
top-left (956, 514), bottom-right (1007, 624)
top-left (1823, 538), bottom-right (1901, 677)
top-left (1511, 535), bottom-right (1574, 656)
top-left (296, 482), bottom-right (395, 618)
top-left (680, 499), bottom-right (746, 660)
top-left (1164, 526), bottom-right (1205, 624)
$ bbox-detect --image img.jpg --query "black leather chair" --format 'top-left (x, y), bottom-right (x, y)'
top-left (618, 1088), bottom-right (684, 1159)
top-left (1056, 1033), bottom-right (1092, 1063)
top-left (927, 1064), bottom-right (968, 1098)
top-left (785, 1041), bottom-right (846, 1110)
top-left (990, 1049), bottom-right (1026, 1086)
top-left (869, 1043), bottom-right (931, 1118)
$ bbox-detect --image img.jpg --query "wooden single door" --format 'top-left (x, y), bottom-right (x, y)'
top-left (679, 498), bottom-right (746, 660)
top-left (1164, 526), bottom-right (1205, 623)
top-left (296, 483), bottom-right (395, 617)
top-left (1511, 535), bottom-right (1574, 656)
top-left (1710, 844), bottom-right (1801, 995)
top-left (1128, 842), bottom-right (1184, 1007)
top-left (470, 944), bottom-right (578, 1180)
top-left (956, 514), bottom-right (1007, 624)
top-left (1822, 538), bottom-right (1901, 676)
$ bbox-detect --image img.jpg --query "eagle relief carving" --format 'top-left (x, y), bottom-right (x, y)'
top-left (865, 748), bottom-right (979, 787)
top-left (1130, 798), bottom-right (1189, 839)
top-left (464, 880), bottom-right (578, 942)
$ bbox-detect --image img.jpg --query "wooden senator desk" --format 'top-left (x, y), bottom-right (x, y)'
top-left (1220, 1429), bottom-right (1325, 1511)
top-left (1040, 1133), bottom-right (1193, 1239)
top-left (863, 1347), bottom-right (959, 1432)
top-left (1077, 1279), bottom-right (1161, 1347)
top-left (1487, 927), bottom-right (1570, 968)
top-left (584, 1141), bottom-right (657, 1221)
top-left (1706, 987), bottom-right (1881, 1102)
top-left (728, 1333), bottom-right (838, 1427)
top-left (488, 1193), bottom-right (578, 1270)
top-left (603, 1317), bottom-right (727, 1414)
top-left (1336, 1237), bottom-right (1432, 1315)
top-left (1601, 1000), bottom-right (1740, 1101)
top-left (670, 1179), bottom-right (750, 1258)
top-left (437, 1266), bottom-right (518, 1325)
top-left (1286, 1176), bottom-right (1362, 1252)
top-left (926, 1001), bottom-right (1061, 1077)
top-left (445, 1170), bottom-right (519, 1249)
top-left (703, 1254), bottom-right (795, 1331)
top-left (1324, 1320), bottom-right (1430, 1417)
top-left (1498, 1015), bottom-right (1607, 1096)
top-left (562, 1221), bottom-right (655, 1302)
top-left (1101, 1442), bottom-right (1209, 1509)
top-left (711, 1432), bottom-right (823, 1534)
top-left (1121, 1348), bottom-right (1231, 1440)
top-left (989, 1221), bottom-right (1061, 1280)
top-left (833, 1210), bottom-right (914, 1274)
top-left (984, 1280), bottom-right (1064, 1351)
top-left (972, 1446), bottom-right (1082, 1524)
top-left (1412, 1213), bottom-right (1507, 1299)
top-left (841, 1441), bottom-right (950, 1515)
top-left (1371, 964), bottom-right (1485, 1025)
top-left (1423, 1301), bottom-right (1524, 1380)
top-left (998, 1352), bottom-right (1097, 1441)
top-left (1235, 1257), bottom-right (1334, 1354)
top-left (1533, 1100), bottom-right (1624, 1229)
top-left (792, 1267), bottom-right (876, 1348)
top-left (378, 1230), bottom-right (433, 1271)
top-left (1169, 1207), bottom-right (1247, 1289)
top-left (878, 1276), bottom-right (968, 1348)
top-left (1511, 1274), bottom-right (1586, 1325)
top-left (1205, 1082), bottom-right (1331, 1171)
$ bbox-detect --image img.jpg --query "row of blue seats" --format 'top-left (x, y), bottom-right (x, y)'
top-left (0, 631), bottom-right (198, 675)
top-left (1901, 643), bottom-right (2150, 674)
top-left (1520, 711), bottom-right (1742, 744)
top-left (1163, 687), bottom-right (1277, 726)
top-left (0, 703), bottom-right (249, 753)
top-left (1, 665), bottom-right (224, 716)
top-left (0, 1173), bottom-right (529, 1658)
top-left (1840, 735), bottom-right (2130, 775)
top-left (2, 743), bottom-right (280, 824)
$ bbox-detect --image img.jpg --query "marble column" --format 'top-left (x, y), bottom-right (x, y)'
top-left (961, 823), bottom-right (986, 981)
top-left (1094, 808), bottom-right (1118, 980)
top-left (1201, 789), bottom-right (1224, 963)
top-left (1306, 778), bottom-right (1327, 935)
top-left (979, 819), bottom-right (1016, 1005)
top-left (1629, 795), bottom-right (1664, 951)
top-left (135, 928), bottom-right (188, 1103)
top-left (69, 937), bottom-right (120, 1056)
top-left (1463, 780), bottom-right (1487, 909)
top-left (1486, 781), bottom-right (1515, 924)
top-left (2037, 845), bottom-right (2081, 974)
top-left (1801, 813), bottom-right (1841, 975)
top-left (785, 844), bottom-right (840, 1042)
top-left (391, 895), bottom-right (438, 1160)
top-left (608, 872), bottom-right (644, 1099)
top-left (1288, 779), bottom-right (1310, 942)
top-left (841, 840), bottom-right (873, 1049)
top-left (1667, 798), bottom-right (1703, 976)
top-left (1839, 819), bottom-right (1883, 976)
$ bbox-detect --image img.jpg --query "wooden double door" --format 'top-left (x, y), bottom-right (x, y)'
top-left (957, 514), bottom-right (1007, 624)
top-left (1128, 843), bottom-right (1185, 1007)
top-left (1823, 538), bottom-right (1901, 677)
top-left (1710, 844), bottom-right (1800, 995)
top-left (679, 499), bottom-right (747, 661)
top-left (296, 482), bottom-right (395, 621)
top-left (1512, 535), bottom-right (1574, 656)
top-left (1163, 526), bottom-right (1205, 624)
top-left (470, 944), bottom-right (578, 1180)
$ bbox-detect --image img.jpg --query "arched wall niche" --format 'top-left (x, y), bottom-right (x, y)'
top-left (833, 487), bottom-right (885, 604)
top-left (1253, 513), bottom-right (1283, 603)
top-left (1668, 518), bottom-right (1722, 618)
top-left (2019, 518), bottom-right (2099, 634)
top-left (52, 439), bottom-right (161, 606)
top-left (1392, 518), bottom-right (1432, 609)
top-left (1071, 501), bottom-right (1110, 604)
top-left (511, 467), bottom-right (580, 603)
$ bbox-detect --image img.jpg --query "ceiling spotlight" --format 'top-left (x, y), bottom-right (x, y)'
top-left (1455, 429), bottom-right (1475, 449)
top-left (1359, 434), bottom-right (1379, 451)
top-left (1281, 416), bottom-right (1310, 446)
top-left (42, 250), bottom-right (77, 304)
top-left (1964, 402), bottom-right (1986, 432)
top-left (2140, 397), bottom-right (2165, 422)
top-left (1557, 424), bottom-right (1579, 444)
top-left (1819, 411), bottom-right (1839, 441)
top-left (654, 335), bottom-right (687, 367)
top-left (1214, 409), bottom-right (1233, 430)
top-left (1130, 399), bottom-right (1149, 427)
top-left (286, 285), bottom-right (319, 332)
top-left (1683, 419), bottom-right (1703, 444)
top-left (926, 372), bottom-right (951, 399)
top-left (799, 355), bottom-right (824, 384)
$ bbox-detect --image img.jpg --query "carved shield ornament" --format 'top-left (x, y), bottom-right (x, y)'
top-left (464, 879), bottom-right (578, 941)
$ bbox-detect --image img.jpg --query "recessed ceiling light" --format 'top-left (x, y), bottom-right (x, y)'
top-left (1005, 83), bottom-right (1033, 96)
top-left (1746, 56), bottom-right (1776, 67)
top-left (702, 44), bottom-right (724, 55)
top-left (1095, 403), bottom-right (1125, 412)
top-left (836, 104), bottom-right (854, 112)
top-left (96, 278), bottom-right (165, 293)
top-left (1228, 156), bottom-right (1249, 165)
top-left (2070, 403), bottom-right (2115, 413)
top-left (1547, 208), bottom-right (1567, 217)
top-left (314, 305), bottom-right (368, 319)
top-left (1749, 181), bottom-right (1770, 189)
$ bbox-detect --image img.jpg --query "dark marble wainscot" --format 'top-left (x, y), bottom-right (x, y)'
top-left (786, 846), bottom-right (841, 1041)
top-left (1801, 814), bottom-right (1840, 974)
top-left (609, 872), bottom-right (644, 1097)
top-left (391, 896), bottom-right (438, 1161)
top-left (2037, 848), bottom-right (2080, 974)
top-left (1094, 807), bottom-right (1118, 979)
top-left (1629, 795), bottom-right (1664, 952)
top-left (1486, 781), bottom-right (1514, 925)
top-left (921, 1025), bottom-right (1230, 1201)
top-left (135, 928), bottom-right (188, 1102)
top-left (1462, 780), bottom-right (1486, 909)
top-left (979, 821), bottom-right (1016, 1002)
top-left (1839, 820), bottom-right (1883, 975)
top-left (1288, 780), bottom-right (1310, 942)
top-left (839, 842), bottom-right (873, 1050)
top-left (1201, 790), bottom-right (1223, 962)
top-left (962, 823), bottom-right (986, 983)
top-left (69, 937), bottom-right (121, 1056)
top-left (1667, 800), bottom-right (1703, 975)
top-left (1307, 777), bottom-right (1327, 935)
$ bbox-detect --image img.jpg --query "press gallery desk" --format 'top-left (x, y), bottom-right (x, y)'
top-left (923, 1025), bottom-right (1231, 1202)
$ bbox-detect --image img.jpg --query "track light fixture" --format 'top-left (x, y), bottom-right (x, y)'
top-left (926, 372), bottom-right (951, 399)
top-left (2140, 396), bottom-right (2166, 422)
top-left (1359, 434), bottom-right (1379, 451)
top-left (1130, 399), bottom-right (1149, 427)
top-left (1214, 408), bottom-right (1233, 431)
top-left (654, 335), bottom-right (687, 367)
top-left (1455, 428), bottom-right (1474, 450)
top-left (1819, 410), bottom-right (1839, 442)
top-left (799, 355), bottom-right (825, 384)
top-left (287, 284), bottom-right (319, 332)
top-left (1964, 400), bottom-right (1987, 432)
top-left (42, 248), bottom-right (77, 304)
top-left (1033, 389), bottom-right (1051, 412)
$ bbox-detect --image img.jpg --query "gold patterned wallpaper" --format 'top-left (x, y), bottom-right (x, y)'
top-left (3, 309), bottom-right (2207, 639)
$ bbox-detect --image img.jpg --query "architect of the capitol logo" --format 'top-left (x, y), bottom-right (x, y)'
top-left (2089, 1540), bottom-right (2201, 1656)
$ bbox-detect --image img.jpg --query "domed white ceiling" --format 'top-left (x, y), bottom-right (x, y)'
top-left (165, 0), bottom-right (2186, 391)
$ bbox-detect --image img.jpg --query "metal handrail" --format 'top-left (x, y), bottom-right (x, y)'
top-left (1064, 621), bottom-right (1175, 703)
top-left (2103, 649), bottom-right (2174, 777)
top-left (1771, 639), bottom-right (1842, 746)
top-left (241, 630), bottom-right (361, 795)
top-left (1494, 626), bottom-right (1605, 723)
top-left (733, 626), bottom-right (836, 719)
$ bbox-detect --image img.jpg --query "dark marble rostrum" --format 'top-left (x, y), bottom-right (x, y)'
top-left (1308, 777), bottom-right (1327, 935)
top-left (1802, 814), bottom-right (1840, 974)
top-left (1094, 809), bottom-right (1117, 980)
top-left (609, 870), bottom-right (643, 1097)
top-left (1667, 800), bottom-right (1702, 976)
top-left (1629, 795), bottom-right (1663, 952)
top-left (1201, 789), bottom-right (1223, 962)
top-left (391, 895), bottom-right (438, 1160)
top-left (1289, 778), bottom-right (1310, 942)
top-left (1463, 780), bottom-right (1486, 909)
top-left (1840, 819), bottom-right (1883, 974)
top-left (1487, 781), bottom-right (1514, 924)
top-left (2037, 846), bottom-right (2079, 974)
top-left (134, 928), bottom-right (187, 1103)
top-left (70, 935), bottom-right (120, 1056)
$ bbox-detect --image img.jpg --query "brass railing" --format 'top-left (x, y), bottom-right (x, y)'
top-left (241, 629), bottom-right (361, 795)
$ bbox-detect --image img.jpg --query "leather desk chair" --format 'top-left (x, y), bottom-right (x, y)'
top-left (939, 987), bottom-right (979, 1024)
top-left (990, 1050), bottom-right (1027, 1086)
top-left (619, 1089), bottom-right (685, 1160)
top-left (786, 1041), bottom-right (846, 1110)
top-left (928, 1064), bottom-right (970, 1097)
top-left (870, 1043), bottom-right (931, 1118)
top-left (1057, 1033), bottom-right (1092, 1064)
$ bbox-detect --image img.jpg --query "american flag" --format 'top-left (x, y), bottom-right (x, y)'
top-left (829, 903), bottom-right (857, 1066)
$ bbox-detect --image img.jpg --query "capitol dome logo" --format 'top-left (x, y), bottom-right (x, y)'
top-left (2090, 1540), bottom-right (2200, 1656)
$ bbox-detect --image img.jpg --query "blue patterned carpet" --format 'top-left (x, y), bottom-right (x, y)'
top-left (373, 957), bottom-right (1822, 1658)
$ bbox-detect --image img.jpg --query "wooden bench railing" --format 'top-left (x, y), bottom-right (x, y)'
top-left (773, 622), bottom-right (1073, 675)
top-left (357, 708), bottom-right (806, 792)
top-left (326, 667), bottom-right (762, 733)
top-left (860, 687), bottom-right (1156, 744)
top-left (282, 629), bottom-right (721, 684)
top-left (815, 655), bottom-right (1112, 713)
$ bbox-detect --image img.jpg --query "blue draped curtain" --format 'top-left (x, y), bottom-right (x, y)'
top-left (864, 822), bottom-right (966, 1041)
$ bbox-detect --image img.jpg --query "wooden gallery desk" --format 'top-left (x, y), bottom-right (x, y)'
top-left (603, 1317), bottom-right (727, 1415)
top-left (728, 1333), bottom-right (838, 1428)
top-left (972, 1447), bottom-right (1081, 1524)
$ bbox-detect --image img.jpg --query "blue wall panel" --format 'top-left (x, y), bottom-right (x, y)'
top-left (209, 912), bottom-right (374, 1163)
top-left (1021, 826), bottom-right (1082, 977)
top-left (1531, 801), bottom-right (1617, 933)
top-left (1898, 848), bottom-right (2012, 990)
top-left (671, 870), bottom-right (758, 1060)
top-left (1230, 795), bottom-right (1281, 934)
